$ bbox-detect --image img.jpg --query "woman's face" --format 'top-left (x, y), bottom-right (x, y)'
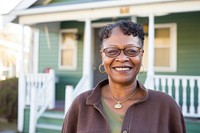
top-left (101, 27), bottom-right (144, 85)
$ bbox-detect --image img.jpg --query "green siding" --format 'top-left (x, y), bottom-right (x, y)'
top-left (38, 22), bottom-right (60, 73)
top-left (38, 21), bottom-right (84, 100)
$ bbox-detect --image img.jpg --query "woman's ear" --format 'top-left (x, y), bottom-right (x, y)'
top-left (100, 50), bottom-right (104, 65)
top-left (140, 50), bottom-right (144, 57)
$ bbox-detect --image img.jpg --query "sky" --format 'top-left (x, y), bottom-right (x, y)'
top-left (0, 0), bottom-right (22, 14)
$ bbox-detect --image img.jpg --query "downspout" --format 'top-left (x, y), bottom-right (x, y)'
top-left (144, 14), bottom-right (155, 89)
top-left (17, 25), bottom-right (25, 132)
top-left (83, 18), bottom-right (93, 90)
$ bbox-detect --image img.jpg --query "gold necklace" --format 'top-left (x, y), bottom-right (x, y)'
top-left (108, 86), bottom-right (138, 109)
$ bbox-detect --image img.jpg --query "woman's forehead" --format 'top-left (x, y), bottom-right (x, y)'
top-left (102, 35), bottom-right (142, 49)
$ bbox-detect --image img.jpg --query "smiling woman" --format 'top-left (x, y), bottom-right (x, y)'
top-left (62, 20), bottom-right (186, 133)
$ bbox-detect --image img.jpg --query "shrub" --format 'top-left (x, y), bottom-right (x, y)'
top-left (0, 78), bottom-right (18, 122)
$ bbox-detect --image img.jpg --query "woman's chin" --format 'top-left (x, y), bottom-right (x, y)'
top-left (109, 76), bottom-right (136, 85)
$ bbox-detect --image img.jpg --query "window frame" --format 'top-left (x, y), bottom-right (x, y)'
top-left (155, 23), bottom-right (177, 72)
top-left (144, 23), bottom-right (177, 72)
top-left (58, 29), bottom-right (78, 70)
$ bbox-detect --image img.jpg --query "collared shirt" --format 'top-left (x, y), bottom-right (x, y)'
top-left (62, 79), bottom-right (186, 133)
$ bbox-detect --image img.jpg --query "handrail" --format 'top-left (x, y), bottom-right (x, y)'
top-left (37, 75), bottom-right (53, 119)
top-left (72, 76), bottom-right (87, 99)
top-left (29, 69), bottom-right (55, 133)
top-left (65, 75), bottom-right (89, 114)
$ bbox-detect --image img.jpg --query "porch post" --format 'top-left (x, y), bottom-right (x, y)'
top-left (17, 25), bottom-right (25, 132)
top-left (144, 14), bottom-right (155, 89)
top-left (83, 18), bottom-right (93, 89)
top-left (33, 28), bottom-right (39, 74)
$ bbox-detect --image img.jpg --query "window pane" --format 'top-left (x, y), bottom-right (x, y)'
top-left (155, 48), bottom-right (170, 67)
top-left (61, 49), bottom-right (74, 66)
top-left (60, 29), bottom-right (77, 69)
top-left (155, 28), bottom-right (169, 38)
top-left (62, 32), bottom-right (77, 47)
top-left (155, 28), bottom-right (170, 46)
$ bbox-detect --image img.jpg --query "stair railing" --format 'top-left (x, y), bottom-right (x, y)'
top-left (65, 75), bottom-right (90, 114)
top-left (28, 69), bottom-right (55, 133)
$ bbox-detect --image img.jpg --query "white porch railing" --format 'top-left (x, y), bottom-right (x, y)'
top-left (65, 76), bottom-right (90, 114)
top-left (153, 75), bottom-right (200, 118)
top-left (24, 69), bottom-right (55, 133)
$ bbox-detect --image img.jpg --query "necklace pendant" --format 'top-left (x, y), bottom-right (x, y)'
top-left (114, 103), bottom-right (123, 109)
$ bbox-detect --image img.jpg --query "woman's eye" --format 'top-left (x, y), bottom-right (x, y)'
top-left (126, 49), bottom-right (137, 54)
top-left (107, 49), bottom-right (118, 55)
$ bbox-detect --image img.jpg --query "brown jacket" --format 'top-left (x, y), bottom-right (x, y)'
top-left (62, 79), bottom-right (186, 133)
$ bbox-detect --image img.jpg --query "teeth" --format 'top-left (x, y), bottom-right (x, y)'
top-left (115, 68), bottom-right (130, 71)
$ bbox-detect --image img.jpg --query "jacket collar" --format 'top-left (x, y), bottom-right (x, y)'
top-left (86, 79), bottom-right (148, 106)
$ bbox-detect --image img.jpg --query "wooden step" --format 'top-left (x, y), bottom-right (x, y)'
top-left (36, 110), bottom-right (65, 133)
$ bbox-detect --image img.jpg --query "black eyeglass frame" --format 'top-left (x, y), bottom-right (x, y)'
top-left (102, 46), bottom-right (144, 58)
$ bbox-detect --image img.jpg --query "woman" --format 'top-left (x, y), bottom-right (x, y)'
top-left (62, 20), bottom-right (186, 133)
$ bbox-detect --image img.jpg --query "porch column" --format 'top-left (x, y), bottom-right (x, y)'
top-left (18, 25), bottom-right (25, 132)
top-left (83, 18), bottom-right (93, 89)
top-left (33, 28), bottom-right (39, 74)
top-left (144, 14), bottom-right (155, 89)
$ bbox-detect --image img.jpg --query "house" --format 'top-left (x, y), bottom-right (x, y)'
top-left (2, 0), bottom-right (200, 132)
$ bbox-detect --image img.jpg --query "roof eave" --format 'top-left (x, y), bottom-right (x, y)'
top-left (10, 0), bottom-right (177, 16)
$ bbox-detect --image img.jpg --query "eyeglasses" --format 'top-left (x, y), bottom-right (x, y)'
top-left (102, 46), bottom-right (143, 58)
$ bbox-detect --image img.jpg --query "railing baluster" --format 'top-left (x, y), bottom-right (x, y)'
top-left (40, 74), bottom-right (45, 106)
top-left (26, 76), bottom-right (30, 105)
top-left (182, 79), bottom-right (187, 115)
top-left (155, 77), bottom-right (159, 91)
top-left (168, 78), bottom-right (172, 97)
top-left (190, 79), bottom-right (195, 115)
top-left (161, 77), bottom-right (166, 93)
top-left (174, 78), bottom-right (180, 105)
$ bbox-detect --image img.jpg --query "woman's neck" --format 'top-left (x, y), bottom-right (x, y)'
top-left (108, 80), bottom-right (137, 100)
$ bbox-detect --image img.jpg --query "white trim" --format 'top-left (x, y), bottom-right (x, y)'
top-left (15, 0), bottom-right (200, 24)
top-left (83, 18), bottom-right (93, 89)
top-left (91, 22), bottom-right (113, 28)
top-left (58, 29), bottom-right (78, 70)
top-left (33, 28), bottom-right (39, 74)
top-left (145, 14), bottom-right (155, 89)
top-left (154, 23), bottom-right (177, 72)
top-left (17, 24), bottom-right (25, 132)
top-left (12, 0), bottom-right (176, 15)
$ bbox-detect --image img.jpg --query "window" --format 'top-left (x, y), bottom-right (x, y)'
top-left (143, 23), bottom-right (177, 72)
top-left (59, 29), bottom-right (78, 70)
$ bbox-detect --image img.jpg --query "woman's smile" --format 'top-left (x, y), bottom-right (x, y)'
top-left (112, 66), bottom-right (132, 71)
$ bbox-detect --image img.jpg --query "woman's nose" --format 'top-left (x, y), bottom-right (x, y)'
top-left (115, 50), bottom-right (129, 62)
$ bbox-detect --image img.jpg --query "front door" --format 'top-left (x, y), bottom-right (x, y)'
top-left (93, 28), bottom-right (107, 87)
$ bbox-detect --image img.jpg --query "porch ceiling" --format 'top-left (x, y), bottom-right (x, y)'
top-left (9, 0), bottom-right (200, 24)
